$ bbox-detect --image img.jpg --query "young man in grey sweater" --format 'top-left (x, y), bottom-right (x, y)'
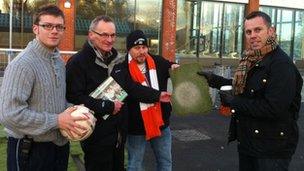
top-left (0, 5), bottom-right (85, 171)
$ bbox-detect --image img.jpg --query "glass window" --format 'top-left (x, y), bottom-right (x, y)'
top-left (0, 0), bottom-right (57, 71)
top-left (133, 0), bottom-right (162, 54)
top-left (279, 23), bottom-right (292, 55)
top-left (0, 12), bottom-right (9, 49)
top-left (75, 0), bottom-right (131, 51)
top-left (75, 0), bottom-right (162, 53)
top-left (222, 3), bottom-right (244, 58)
top-left (175, 0), bottom-right (244, 59)
top-left (281, 10), bottom-right (293, 22)
top-left (294, 11), bottom-right (304, 60)
top-left (176, 0), bottom-right (192, 54)
top-left (260, 7), bottom-right (276, 25)
top-left (207, 2), bottom-right (223, 57)
top-left (0, 0), bottom-right (56, 49)
top-left (176, 0), bottom-right (198, 55)
top-left (261, 7), bottom-right (303, 59)
top-left (277, 9), bottom-right (294, 56)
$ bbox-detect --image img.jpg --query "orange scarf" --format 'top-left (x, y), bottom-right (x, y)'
top-left (128, 54), bottom-right (164, 140)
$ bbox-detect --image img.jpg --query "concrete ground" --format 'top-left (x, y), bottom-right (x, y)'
top-left (141, 69), bottom-right (304, 171)
top-left (143, 106), bottom-right (304, 171)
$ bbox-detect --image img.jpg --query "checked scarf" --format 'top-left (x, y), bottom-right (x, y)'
top-left (128, 53), bottom-right (164, 140)
top-left (233, 34), bottom-right (278, 95)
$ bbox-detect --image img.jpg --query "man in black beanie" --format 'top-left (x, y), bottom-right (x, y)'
top-left (126, 30), bottom-right (148, 51)
top-left (124, 29), bottom-right (179, 171)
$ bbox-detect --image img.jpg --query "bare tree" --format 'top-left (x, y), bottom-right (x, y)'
top-left (76, 0), bottom-right (106, 19)
top-left (3, 0), bottom-right (56, 15)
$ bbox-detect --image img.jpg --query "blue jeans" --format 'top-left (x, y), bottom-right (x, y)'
top-left (127, 127), bottom-right (172, 171)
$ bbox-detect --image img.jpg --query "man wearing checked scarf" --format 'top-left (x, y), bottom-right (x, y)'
top-left (197, 11), bottom-right (302, 171)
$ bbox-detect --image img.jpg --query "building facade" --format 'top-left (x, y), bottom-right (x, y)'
top-left (0, 0), bottom-right (304, 71)
top-left (176, 0), bottom-right (304, 61)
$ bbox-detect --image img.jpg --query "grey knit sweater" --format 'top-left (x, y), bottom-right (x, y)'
top-left (0, 39), bottom-right (68, 146)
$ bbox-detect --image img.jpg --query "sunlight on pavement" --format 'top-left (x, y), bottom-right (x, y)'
top-left (171, 129), bottom-right (211, 142)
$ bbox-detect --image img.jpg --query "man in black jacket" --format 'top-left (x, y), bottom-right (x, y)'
top-left (125, 30), bottom-right (179, 171)
top-left (198, 11), bottom-right (302, 170)
top-left (66, 16), bottom-right (171, 171)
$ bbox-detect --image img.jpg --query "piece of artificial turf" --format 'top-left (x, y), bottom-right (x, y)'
top-left (170, 63), bottom-right (212, 115)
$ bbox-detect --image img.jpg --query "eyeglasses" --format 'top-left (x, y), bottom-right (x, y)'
top-left (91, 30), bottom-right (116, 39)
top-left (38, 23), bottom-right (66, 32)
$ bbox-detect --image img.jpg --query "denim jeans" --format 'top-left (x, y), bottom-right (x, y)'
top-left (127, 127), bottom-right (172, 171)
top-left (239, 153), bottom-right (291, 171)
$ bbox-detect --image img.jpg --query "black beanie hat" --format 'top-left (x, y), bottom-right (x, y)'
top-left (126, 30), bottom-right (148, 51)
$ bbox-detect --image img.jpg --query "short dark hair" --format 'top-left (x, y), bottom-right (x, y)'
top-left (245, 11), bottom-right (272, 27)
top-left (33, 4), bottom-right (65, 25)
top-left (89, 15), bottom-right (114, 31)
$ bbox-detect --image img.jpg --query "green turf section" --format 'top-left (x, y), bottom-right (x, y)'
top-left (0, 137), bottom-right (6, 170)
top-left (0, 125), bottom-right (6, 139)
top-left (170, 63), bottom-right (212, 115)
top-left (0, 125), bottom-right (7, 170)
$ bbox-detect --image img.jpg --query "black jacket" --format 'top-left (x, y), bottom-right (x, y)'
top-left (223, 47), bottom-right (302, 158)
top-left (124, 53), bottom-right (174, 135)
top-left (66, 41), bottom-right (160, 151)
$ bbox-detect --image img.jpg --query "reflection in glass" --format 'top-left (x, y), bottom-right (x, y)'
top-left (132, 0), bottom-right (161, 54)
top-left (0, 0), bottom-right (303, 61)
top-left (0, 0), bottom-right (56, 49)
top-left (294, 11), bottom-right (304, 60)
top-left (75, 0), bottom-right (162, 53)
top-left (0, 0), bottom-right (58, 71)
top-left (176, 1), bottom-right (244, 59)
top-left (262, 7), bottom-right (304, 60)
top-left (280, 23), bottom-right (292, 55)
top-left (222, 3), bottom-right (244, 58)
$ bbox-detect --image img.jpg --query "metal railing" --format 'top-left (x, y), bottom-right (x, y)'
top-left (0, 48), bottom-right (77, 74)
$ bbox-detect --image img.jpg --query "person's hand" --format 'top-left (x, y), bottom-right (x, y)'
top-left (197, 71), bottom-right (213, 82)
top-left (159, 91), bottom-right (171, 102)
top-left (112, 101), bottom-right (124, 115)
top-left (219, 90), bottom-right (234, 106)
top-left (58, 106), bottom-right (88, 138)
top-left (197, 71), bottom-right (224, 89)
top-left (171, 64), bottom-right (180, 70)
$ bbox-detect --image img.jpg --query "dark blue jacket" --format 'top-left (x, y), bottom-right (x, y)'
top-left (226, 47), bottom-right (302, 158)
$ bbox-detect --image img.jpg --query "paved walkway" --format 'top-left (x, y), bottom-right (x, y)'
top-left (144, 108), bottom-right (304, 171)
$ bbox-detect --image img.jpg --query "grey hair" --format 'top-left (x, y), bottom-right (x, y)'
top-left (89, 15), bottom-right (114, 31)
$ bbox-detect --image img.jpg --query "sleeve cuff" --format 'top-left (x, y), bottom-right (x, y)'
top-left (50, 114), bottom-right (59, 129)
top-left (102, 100), bottom-right (115, 115)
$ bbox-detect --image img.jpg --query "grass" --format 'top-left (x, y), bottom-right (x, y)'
top-left (0, 125), bottom-right (84, 171)
top-left (0, 138), bottom-right (7, 169)
top-left (0, 125), bottom-right (129, 170)
top-left (69, 141), bottom-right (85, 171)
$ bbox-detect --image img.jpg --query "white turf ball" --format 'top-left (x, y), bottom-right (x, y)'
top-left (60, 105), bottom-right (96, 141)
